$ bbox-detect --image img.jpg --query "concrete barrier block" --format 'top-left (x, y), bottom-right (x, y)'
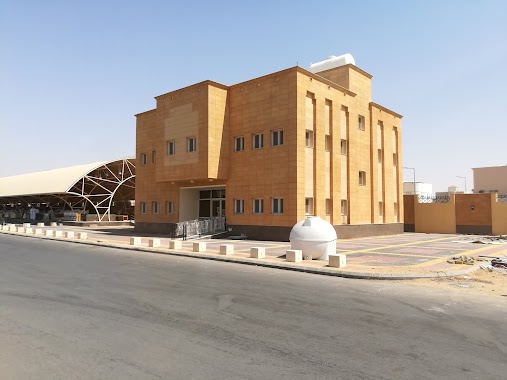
top-left (193, 242), bottom-right (206, 252)
top-left (50, 222), bottom-right (57, 227)
top-left (130, 237), bottom-right (142, 246)
top-left (220, 244), bottom-right (234, 256)
top-left (54, 230), bottom-right (63, 237)
top-left (286, 249), bottom-right (302, 263)
top-left (34, 229), bottom-right (43, 235)
top-left (9, 225), bottom-right (17, 232)
top-left (23, 223), bottom-right (31, 228)
top-left (64, 231), bottom-right (75, 238)
top-left (25, 227), bottom-right (33, 234)
top-left (169, 240), bottom-right (182, 249)
top-left (16, 227), bottom-right (26, 233)
top-left (149, 238), bottom-right (161, 248)
top-left (0, 225), bottom-right (7, 231)
top-left (250, 247), bottom-right (266, 259)
top-left (44, 229), bottom-right (54, 237)
top-left (77, 232), bottom-right (87, 240)
top-left (37, 223), bottom-right (45, 227)
top-left (329, 254), bottom-right (347, 268)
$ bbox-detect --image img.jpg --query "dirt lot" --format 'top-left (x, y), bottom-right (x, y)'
top-left (402, 268), bottom-right (507, 297)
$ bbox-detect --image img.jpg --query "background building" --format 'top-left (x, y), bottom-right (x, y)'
top-left (403, 182), bottom-right (433, 197)
top-left (473, 165), bottom-right (507, 194)
top-left (135, 54), bottom-right (403, 240)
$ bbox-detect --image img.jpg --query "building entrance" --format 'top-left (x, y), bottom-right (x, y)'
top-left (199, 188), bottom-right (225, 218)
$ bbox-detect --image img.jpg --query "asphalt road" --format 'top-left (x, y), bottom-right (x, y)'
top-left (0, 234), bottom-right (506, 380)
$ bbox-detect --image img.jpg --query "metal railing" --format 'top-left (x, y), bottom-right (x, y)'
top-left (498, 195), bottom-right (507, 202)
top-left (418, 195), bottom-right (451, 204)
top-left (175, 217), bottom-right (226, 239)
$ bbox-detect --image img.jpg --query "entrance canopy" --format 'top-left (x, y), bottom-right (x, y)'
top-left (0, 158), bottom-right (135, 222)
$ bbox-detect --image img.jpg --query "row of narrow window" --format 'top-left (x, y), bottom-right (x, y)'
top-left (139, 201), bottom-right (173, 215)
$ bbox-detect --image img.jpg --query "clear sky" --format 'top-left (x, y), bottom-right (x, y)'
top-left (1, 0), bottom-right (506, 192)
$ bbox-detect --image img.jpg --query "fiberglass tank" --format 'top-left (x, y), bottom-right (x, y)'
top-left (289, 216), bottom-right (337, 260)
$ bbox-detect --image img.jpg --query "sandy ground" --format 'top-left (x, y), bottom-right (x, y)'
top-left (401, 268), bottom-right (507, 297)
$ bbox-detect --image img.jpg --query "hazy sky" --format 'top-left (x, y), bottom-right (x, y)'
top-left (1, 0), bottom-right (506, 192)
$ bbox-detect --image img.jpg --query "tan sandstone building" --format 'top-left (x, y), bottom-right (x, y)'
top-left (135, 54), bottom-right (403, 240)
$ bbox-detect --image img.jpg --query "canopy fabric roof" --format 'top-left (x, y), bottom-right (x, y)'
top-left (0, 162), bottom-right (108, 197)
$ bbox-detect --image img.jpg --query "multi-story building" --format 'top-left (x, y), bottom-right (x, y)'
top-left (135, 54), bottom-right (403, 240)
top-left (473, 165), bottom-right (507, 194)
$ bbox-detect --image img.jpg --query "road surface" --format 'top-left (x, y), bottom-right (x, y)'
top-left (0, 234), bottom-right (505, 379)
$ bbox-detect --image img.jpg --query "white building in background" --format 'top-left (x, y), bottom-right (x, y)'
top-left (403, 182), bottom-right (433, 197)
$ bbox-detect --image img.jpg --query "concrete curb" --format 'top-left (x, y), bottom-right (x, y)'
top-left (0, 230), bottom-right (480, 280)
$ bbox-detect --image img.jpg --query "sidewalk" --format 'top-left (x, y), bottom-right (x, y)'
top-left (2, 224), bottom-right (506, 280)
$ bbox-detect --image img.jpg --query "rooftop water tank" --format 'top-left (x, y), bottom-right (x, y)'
top-left (289, 216), bottom-right (337, 260)
top-left (308, 53), bottom-right (355, 73)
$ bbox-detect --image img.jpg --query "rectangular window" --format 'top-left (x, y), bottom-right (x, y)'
top-left (358, 115), bottom-right (365, 131)
top-left (152, 201), bottom-right (159, 215)
top-left (166, 201), bottom-right (173, 214)
top-left (393, 152), bottom-right (398, 166)
top-left (234, 136), bottom-right (244, 152)
top-left (272, 198), bottom-right (284, 214)
top-left (325, 198), bottom-right (332, 215)
top-left (271, 129), bottom-right (284, 146)
top-left (234, 199), bottom-right (244, 214)
top-left (359, 171), bottom-right (366, 186)
top-left (152, 150), bottom-right (156, 163)
top-left (341, 199), bottom-right (348, 216)
top-left (325, 134), bottom-right (331, 151)
top-left (187, 137), bottom-right (197, 152)
top-left (253, 198), bottom-right (264, 214)
top-left (305, 130), bottom-right (314, 148)
top-left (394, 202), bottom-right (398, 216)
top-left (140, 201), bottom-right (147, 214)
top-left (140, 153), bottom-right (147, 165)
top-left (252, 133), bottom-right (264, 149)
top-left (378, 149), bottom-right (383, 163)
top-left (166, 140), bottom-right (175, 156)
top-left (379, 202), bottom-right (383, 216)
top-left (340, 139), bottom-right (348, 155)
top-left (305, 197), bottom-right (314, 215)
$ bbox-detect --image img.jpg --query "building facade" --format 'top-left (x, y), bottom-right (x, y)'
top-left (473, 165), bottom-right (507, 194)
top-left (135, 55), bottom-right (403, 240)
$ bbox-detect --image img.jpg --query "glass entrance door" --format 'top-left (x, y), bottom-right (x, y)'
top-left (199, 188), bottom-right (225, 218)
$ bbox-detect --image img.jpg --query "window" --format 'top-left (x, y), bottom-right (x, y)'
top-left (166, 140), bottom-right (175, 156)
top-left (305, 130), bottom-right (314, 148)
top-left (140, 153), bottom-right (147, 165)
top-left (340, 139), bottom-right (348, 155)
top-left (378, 202), bottom-right (383, 216)
top-left (152, 150), bottom-right (156, 163)
top-left (272, 198), bottom-right (284, 214)
top-left (358, 115), bottom-right (365, 131)
top-left (305, 197), bottom-right (314, 215)
top-left (234, 199), bottom-right (244, 214)
top-left (359, 171), bottom-right (366, 186)
top-left (252, 133), bottom-right (264, 149)
top-left (271, 129), bottom-right (284, 146)
top-left (253, 198), bottom-right (264, 214)
top-left (166, 201), bottom-right (174, 214)
top-left (394, 202), bottom-right (398, 216)
top-left (234, 136), bottom-right (244, 152)
top-left (152, 201), bottom-right (159, 214)
top-left (140, 202), bottom-right (147, 214)
top-left (341, 199), bottom-right (348, 216)
top-left (393, 153), bottom-right (398, 166)
top-left (326, 199), bottom-right (332, 215)
top-left (325, 134), bottom-right (331, 151)
top-left (378, 149), bottom-right (383, 163)
top-left (187, 137), bottom-right (197, 152)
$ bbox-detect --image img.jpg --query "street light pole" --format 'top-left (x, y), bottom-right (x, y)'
top-left (403, 167), bottom-right (416, 195)
top-left (456, 176), bottom-right (467, 193)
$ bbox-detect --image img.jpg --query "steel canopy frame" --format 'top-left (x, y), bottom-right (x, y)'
top-left (0, 158), bottom-right (135, 222)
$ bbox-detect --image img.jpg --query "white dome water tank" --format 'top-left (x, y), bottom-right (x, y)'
top-left (289, 216), bottom-right (337, 260)
top-left (308, 53), bottom-right (355, 73)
